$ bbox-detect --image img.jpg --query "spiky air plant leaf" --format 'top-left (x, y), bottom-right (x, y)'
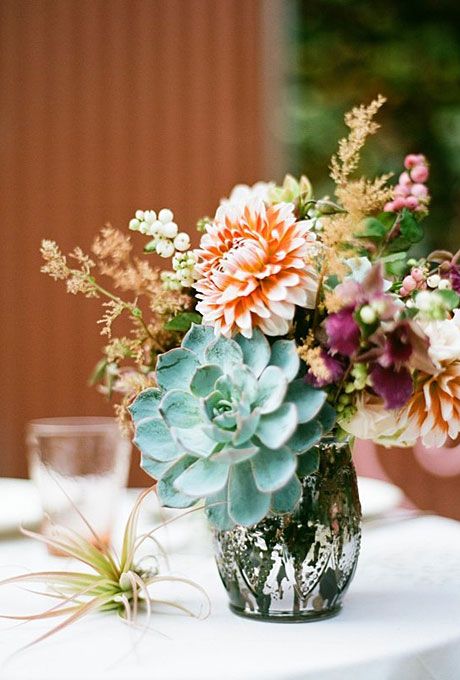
top-left (0, 488), bottom-right (210, 655)
top-left (130, 325), bottom-right (335, 530)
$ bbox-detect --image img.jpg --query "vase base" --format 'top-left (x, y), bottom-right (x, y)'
top-left (228, 603), bottom-right (342, 623)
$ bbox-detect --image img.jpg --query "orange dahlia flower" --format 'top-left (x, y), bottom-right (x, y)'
top-left (403, 361), bottom-right (460, 447)
top-left (194, 200), bottom-right (318, 337)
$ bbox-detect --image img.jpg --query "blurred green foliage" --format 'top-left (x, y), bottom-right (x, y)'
top-left (285, 0), bottom-right (460, 251)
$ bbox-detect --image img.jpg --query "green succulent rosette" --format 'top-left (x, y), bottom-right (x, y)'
top-left (129, 324), bottom-right (335, 529)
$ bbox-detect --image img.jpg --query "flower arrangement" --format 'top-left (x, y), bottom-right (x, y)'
top-left (41, 96), bottom-right (460, 530)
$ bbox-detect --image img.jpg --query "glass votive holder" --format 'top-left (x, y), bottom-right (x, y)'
top-left (26, 417), bottom-right (131, 554)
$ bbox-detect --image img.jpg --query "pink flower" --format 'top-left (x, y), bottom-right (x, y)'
top-left (410, 164), bottom-right (429, 183)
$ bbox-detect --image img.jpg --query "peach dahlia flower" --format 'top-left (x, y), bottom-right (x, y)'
top-left (194, 200), bottom-right (318, 337)
top-left (403, 361), bottom-right (460, 448)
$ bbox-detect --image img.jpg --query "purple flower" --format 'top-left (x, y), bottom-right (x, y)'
top-left (325, 306), bottom-right (361, 357)
top-left (370, 364), bottom-right (413, 410)
top-left (305, 350), bottom-right (345, 388)
top-left (378, 322), bottom-right (413, 369)
top-left (449, 265), bottom-right (460, 294)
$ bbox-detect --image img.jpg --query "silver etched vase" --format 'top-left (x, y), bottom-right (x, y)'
top-left (213, 438), bottom-right (361, 621)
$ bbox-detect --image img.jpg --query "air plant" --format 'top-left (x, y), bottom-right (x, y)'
top-left (0, 488), bottom-right (210, 654)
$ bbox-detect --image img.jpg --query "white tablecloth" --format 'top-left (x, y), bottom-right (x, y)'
top-left (1, 493), bottom-right (460, 680)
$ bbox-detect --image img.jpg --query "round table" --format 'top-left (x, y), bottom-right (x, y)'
top-left (1, 493), bottom-right (460, 680)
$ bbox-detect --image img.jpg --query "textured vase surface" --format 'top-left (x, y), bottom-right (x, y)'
top-left (214, 438), bottom-right (362, 621)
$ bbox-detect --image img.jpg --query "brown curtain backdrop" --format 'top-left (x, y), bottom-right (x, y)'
top-left (0, 0), bottom-right (282, 484)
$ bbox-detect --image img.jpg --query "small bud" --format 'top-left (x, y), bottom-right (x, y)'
top-left (174, 233), bottom-right (191, 252)
top-left (360, 305), bottom-right (377, 325)
top-left (402, 275), bottom-right (417, 292)
top-left (427, 274), bottom-right (441, 288)
top-left (159, 221), bottom-right (178, 239)
top-left (135, 210), bottom-right (144, 220)
top-left (438, 278), bottom-right (452, 290)
top-left (410, 267), bottom-right (424, 282)
top-left (129, 218), bottom-right (140, 231)
top-left (159, 208), bottom-right (174, 224)
top-left (410, 164), bottom-right (429, 183)
top-left (156, 239), bottom-right (175, 258)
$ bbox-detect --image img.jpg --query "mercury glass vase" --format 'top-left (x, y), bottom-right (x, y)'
top-left (213, 438), bottom-right (361, 621)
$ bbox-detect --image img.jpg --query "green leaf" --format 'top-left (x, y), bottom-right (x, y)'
top-left (270, 475), bottom-right (302, 514)
top-left (400, 209), bottom-right (424, 244)
top-left (88, 358), bottom-right (108, 386)
top-left (251, 445), bottom-right (296, 493)
top-left (164, 312), bottom-right (202, 332)
top-left (357, 217), bottom-right (387, 240)
top-left (383, 252), bottom-right (408, 277)
top-left (297, 448), bottom-right (320, 477)
top-left (437, 289), bottom-right (460, 310)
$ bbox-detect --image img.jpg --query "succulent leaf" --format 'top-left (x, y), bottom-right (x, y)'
top-left (317, 402), bottom-right (337, 434)
top-left (251, 445), bottom-right (296, 493)
top-left (174, 458), bottom-right (229, 497)
top-left (287, 420), bottom-right (323, 454)
top-left (286, 380), bottom-right (327, 423)
top-left (228, 461), bottom-right (271, 526)
top-left (235, 329), bottom-right (271, 377)
top-left (128, 388), bottom-right (163, 421)
top-left (156, 348), bottom-right (200, 390)
top-left (254, 365), bottom-right (288, 414)
top-left (159, 390), bottom-right (201, 428)
top-left (182, 323), bottom-right (215, 361)
top-left (297, 448), bottom-right (320, 477)
top-left (270, 475), bottom-right (303, 514)
top-left (204, 336), bottom-right (244, 372)
top-left (256, 403), bottom-right (297, 448)
top-left (134, 416), bottom-right (178, 461)
top-left (190, 364), bottom-right (223, 397)
top-left (130, 327), bottom-right (332, 527)
top-left (269, 339), bottom-right (300, 380)
top-left (156, 456), bottom-right (198, 508)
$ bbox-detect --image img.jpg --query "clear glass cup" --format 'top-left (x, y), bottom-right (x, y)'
top-left (26, 417), bottom-right (131, 554)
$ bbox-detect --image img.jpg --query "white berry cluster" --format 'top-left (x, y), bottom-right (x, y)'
top-left (129, 209), bottom-right (191, 259)
top-left (161, 250), bottom-right (198, 290)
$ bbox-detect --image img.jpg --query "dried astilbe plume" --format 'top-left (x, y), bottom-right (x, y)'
top-left (0, 488), bottom-right (210, 657)
top-left (322, 96), bottom-right (393, 255)
top-left (330, 94), bottom-right (386, 188)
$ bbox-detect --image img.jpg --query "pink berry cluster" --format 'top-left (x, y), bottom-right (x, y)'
top-left (400, 266), bottom-right (426, 297)
top-left (384, 154), bottom-right (430, 213)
